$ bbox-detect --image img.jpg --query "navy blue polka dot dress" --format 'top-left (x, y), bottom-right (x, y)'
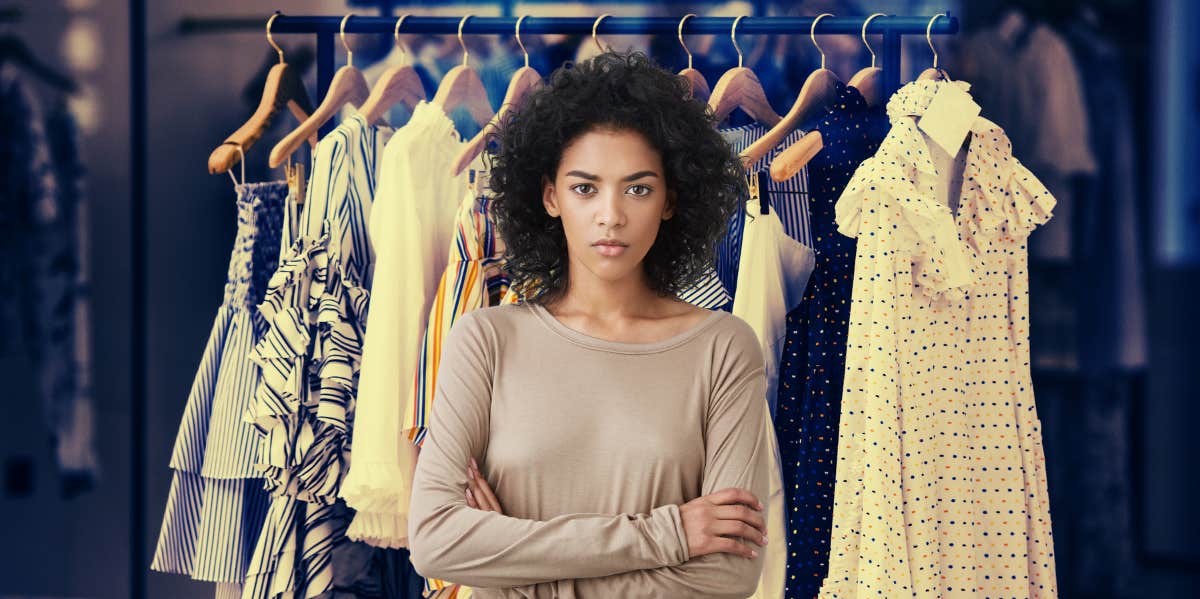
top-left (773, 82), bottom-right (888, 599)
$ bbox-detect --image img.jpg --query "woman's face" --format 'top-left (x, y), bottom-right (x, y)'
top-left (542, 127), bottom-right (675, 287)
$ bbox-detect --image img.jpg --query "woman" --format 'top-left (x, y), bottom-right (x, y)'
top-left (408, 50), bottom-right (772, 598)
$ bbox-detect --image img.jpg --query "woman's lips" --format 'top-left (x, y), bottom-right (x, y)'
top-left (592, 242), bottom-right (628, 257)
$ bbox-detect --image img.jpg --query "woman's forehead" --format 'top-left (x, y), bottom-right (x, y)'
top-left (559, 128), bottom-right (663, 175)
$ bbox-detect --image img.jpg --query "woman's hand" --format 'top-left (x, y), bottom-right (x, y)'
top-left (465, 457), bottom-right (505, 514)
top-left (679, 488), bottom-right (767, 560)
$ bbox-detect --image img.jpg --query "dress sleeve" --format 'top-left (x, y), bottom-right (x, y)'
top-left (407, 311), bottom-right (696, 588)
top-left (339, 136), bottom-right (424, 546)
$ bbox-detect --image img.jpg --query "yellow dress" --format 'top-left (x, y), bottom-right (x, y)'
top-left (821, 80), bottom-right (1058, 598)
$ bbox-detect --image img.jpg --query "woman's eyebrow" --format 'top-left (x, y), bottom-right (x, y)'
top-left (563, 170), bottom-right (661, 182)
top-left (564, 170), bottom-right (599, 180)
top-left (621, 171), bottom-right (659, 182)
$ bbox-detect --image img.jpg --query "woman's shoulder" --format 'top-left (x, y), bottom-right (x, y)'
top-left (706, 311), bottom-right (765, 368)
top-left (447, 303), bottom-right (536, 341)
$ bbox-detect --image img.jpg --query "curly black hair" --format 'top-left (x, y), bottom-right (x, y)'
top-left (485, 49), bottom-right (747, 305)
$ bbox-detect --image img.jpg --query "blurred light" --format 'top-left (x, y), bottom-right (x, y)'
top-left (68, 83), bottom-right (102, 136)
top-left (61, 17), bottom-right (102, 73)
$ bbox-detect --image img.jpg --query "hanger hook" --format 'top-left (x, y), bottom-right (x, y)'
top-left (458, 15), bottom-right (472, 67)
top-left (811, 13), bottom-right (833, 70)
top-left (394, 14), bottom-right (410, 61)
top-left (516, 15), bottom-right (529, 69)
top-left (926, 13), bottom-right (946, 69)
top-left (340, 13), bottom-right (354, 67)
top-left (224, 141), bottom-right (245, 188)
top-left (731, 15), bottom-right (745, 68)
top-left (266, 12), bottom-right (284, 64)
top-left (593, 14), bottom-right (611, 53)
top-left (678, 14), bottom-right (697, 70)
top-left (862, 13), bottom-right (886, 69)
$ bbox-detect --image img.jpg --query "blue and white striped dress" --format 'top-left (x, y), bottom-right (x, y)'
top-left (151, 181), bottom-right (288, 593)
top-left (241, 112), bottom-right (403, 599)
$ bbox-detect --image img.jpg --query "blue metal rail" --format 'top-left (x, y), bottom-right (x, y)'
top-left (179, 13), bottom-right (959, 107)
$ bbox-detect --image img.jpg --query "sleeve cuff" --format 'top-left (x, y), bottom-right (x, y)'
top-left (648, 503), bottom-right (690, 566)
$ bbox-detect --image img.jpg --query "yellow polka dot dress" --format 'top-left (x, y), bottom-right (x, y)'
top-left (819, 80), bottom-right (1058, 599)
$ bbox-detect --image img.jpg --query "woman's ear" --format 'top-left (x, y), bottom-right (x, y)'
top-left (662, 189), bottom-right (676, 221)
top-left (542, 174), bottom-right (560, 218)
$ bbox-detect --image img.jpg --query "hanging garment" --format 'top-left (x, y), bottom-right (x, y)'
top-left (339, 100), bottom-right (483, 551)
top-left (1033, 23), bottom-right (1145, 599)
top-left (733, 197), bottom-right (815, 414)
top-left (773, 82), bottom-right (889, 599)
top-left (732, 197), bottom-right (815, 599)
top-left (0, 66), bottom-right (98, 492)
top-left (407, 303), bottom-right (772, 598)
top-left (406, 177), bottom-right (509, 599)
top-left (713, 123), bottom-right (812, 310)
top-left (958, 12), bottom-right (1098, 372)
top-left (958, 11), bottom-right (1096, 262)
top-left (242, 113), bottom-right (397, 599)
top-left (402, 175), bottom-right (509, 448)
top-left (151, 181), bottom-right (287, 586)
top-left (0, 65), bottom-right (56, 354)
top-left (1064, 24), bottom-right (1146, 374)
top-left (676, 264), bottom-right (733, 310)
top-left (43, 96), bottom-right (99, 494)
top-left (819, 80), bottom-right (1058, 598)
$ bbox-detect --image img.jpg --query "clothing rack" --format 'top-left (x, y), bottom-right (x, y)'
top-left (178, 13), bottom-right (959, 109)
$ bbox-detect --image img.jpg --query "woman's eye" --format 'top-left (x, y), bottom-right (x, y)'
top-left (571, 183), bottom-right (595, 195)
top-left (627, 184), bottom-right (652, 196)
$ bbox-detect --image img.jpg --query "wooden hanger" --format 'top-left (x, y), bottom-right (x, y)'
top-left (771, 14), bottom-right (885, 181)
top-left (209, 13), bottom-right (315, 175)
top-left (917, 14), bottom-right (951, 81)
top-left (431, 14), bottom-right (495, 130)
top-left (676, 14), bottom-right (710, 101)
top-left (358, 14), bottom-right (427, 126)
top-left (269, 13), bottom-right (371, 169)
top-left (451, 15), bottom-right (541, 178)
top-left (847, 13), bottom-right (887, 107)
top-left (740, 13), bottom-right (839, 169)
top-left (708, 16), bottom-right (781, 127)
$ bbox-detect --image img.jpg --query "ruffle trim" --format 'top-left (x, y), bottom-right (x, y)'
top-left (835, 163), bottom-right (972, 302)
top-left (245, 223), bottom-right (368, 505)
top-left (957, 126), bottom-right (1057, 241)
top-left (885, 78), bottom-right (972, 121)
top-left (339, 452), bottom-right (416, 514)
top-left (345, 510), bottom-right (409, 549)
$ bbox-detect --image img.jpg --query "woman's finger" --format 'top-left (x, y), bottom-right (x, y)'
top-left (472, 463), bottom-right (504, 513)
top-left (707, 488), bottom-right (762, 510)
top-left (466, 486), bottom-right (478, 509)
top-left (708, 520), bottom-right (767, 546)
top-left (710, 536), bottom-right (757, 559)
top-left (714, 504), bottom-right (766, 535)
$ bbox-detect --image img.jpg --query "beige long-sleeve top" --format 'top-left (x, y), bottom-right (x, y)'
top-left (408, 301), bottom-right (771, 598)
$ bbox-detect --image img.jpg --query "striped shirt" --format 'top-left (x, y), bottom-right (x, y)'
top-left (405, 177), bottom-right (509, 449)
top-left (405, 178), bottom-right (506, 599)
top-left (712, 124), bottom-right (812, 309)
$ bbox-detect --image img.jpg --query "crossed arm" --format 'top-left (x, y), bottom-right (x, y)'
top-left (406, 313), bottom-right (773, 598)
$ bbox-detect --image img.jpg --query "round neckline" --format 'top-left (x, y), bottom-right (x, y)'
top-left (528, 302), bottom-right (724, 354)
